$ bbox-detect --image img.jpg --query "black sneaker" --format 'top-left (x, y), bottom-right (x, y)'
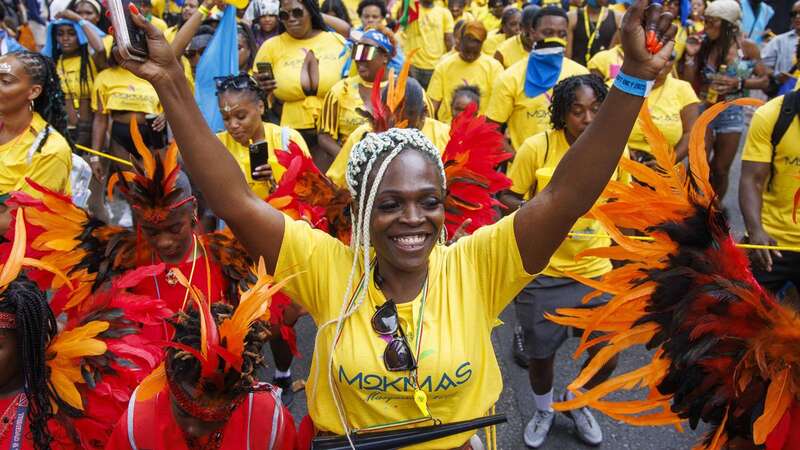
top-left (513, 325), bottom-right (529, 368)
top-left (273, 376), bottom-right (295, 407)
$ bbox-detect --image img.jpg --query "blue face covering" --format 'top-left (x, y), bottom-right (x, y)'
top-left (42, 19), bottom-right (106, 58)
top-left (524, 39), bottom-right (566, 98)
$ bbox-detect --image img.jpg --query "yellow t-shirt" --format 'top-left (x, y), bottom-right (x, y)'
top-left (318, 76), bottom-right (374, 144)
top-left (164, 25), bottom-right (178, 43)
top-left (741, 96), bottom-right (800, 247)
top-left (217, 122), bottom-right (311, 199)
top-left (586, 45), bottom-right (623, 82)
top-left (57, 55), bottom-right (97, 103)
top-left (404, 5), bottom-right (455, 70)
top-left (427, 53), bottom-right (504, 122)
top-left (486, 56), bottom-right (589, 150)
top-left (628, 75), bottom-right (699, 154)
top-left (507, 129), bottom-right (628, 277)
top-left (274, 212), bottom-right (534, 448)
top-left (252, 31), bottom-right (347, 130)
top-left (495, 34), bottom-right (528, 69)
top-left (91, 67), bottom-right (162, 114)
top-left (151, 0), bottom-right (182, 18)
top-left (478, 10), bottom-right (501, 32)
top-left (327, 118), bottom-right (451, 188)
top-left (149, 16), bottom-right (169, 33)
top-left (0, 113), bottom-right (72, 196)
top-left (481, 30), bottom-right (506, 56)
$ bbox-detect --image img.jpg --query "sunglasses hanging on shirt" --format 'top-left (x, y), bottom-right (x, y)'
top-left (352, 43), bottom-right (379, 62)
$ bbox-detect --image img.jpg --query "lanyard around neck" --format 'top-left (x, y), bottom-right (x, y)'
top-left (583, 7), bottom-right (608, 63)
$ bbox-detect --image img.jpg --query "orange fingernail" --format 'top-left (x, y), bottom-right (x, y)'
top-left (129, 3), bottom-right (140, 15)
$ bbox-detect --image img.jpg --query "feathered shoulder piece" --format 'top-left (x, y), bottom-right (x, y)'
top-left (442, 103), bottom-right (512, 237)
top-left (2, 179), bottom-right (140, 316)
top-left (545, 98), bottom-right (800, 450)
top-left (1, 210), bottom-right (165, 449)
top-left (267, 142), bottom-right (353, 244)
top-left (107, 119), bottom-right (190, 224)
top-left (200, 228), bottom-right (258, 305)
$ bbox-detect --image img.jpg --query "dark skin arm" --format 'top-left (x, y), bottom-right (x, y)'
top-left (444, 32), bottom-right (454, 52)
top-left (317, 132), bottom-right (341, 160)
top-left (674, 102), bottom-right (699, 163)
top-left (513, 0), bottom-right (676, 274)
top-left (169, 0), bottom-right (215, 58)
top-left (499, 190), bottom-right (523, 216)
top-left (739, 160), bottom-right (781, 272)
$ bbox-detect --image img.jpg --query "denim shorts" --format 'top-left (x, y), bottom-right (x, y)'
top-left (703, 103), bottom-right (745, 134)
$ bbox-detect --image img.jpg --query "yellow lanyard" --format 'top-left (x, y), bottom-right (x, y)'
top-left (583, 7), bottom-right (608, 64)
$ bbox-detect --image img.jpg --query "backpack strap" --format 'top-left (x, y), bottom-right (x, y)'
top-left (768, 91), bottom-right (800, 190)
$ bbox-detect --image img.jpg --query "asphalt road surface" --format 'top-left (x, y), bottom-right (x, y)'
top-left (266, 132), bottom-right (749, 449)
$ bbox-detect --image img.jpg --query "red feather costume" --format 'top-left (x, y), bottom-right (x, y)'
top-left (546, 99), bottom-right (800, 450)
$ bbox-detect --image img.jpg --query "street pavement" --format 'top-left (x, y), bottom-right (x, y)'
top-left (266, 135), bottom-right (748, 449)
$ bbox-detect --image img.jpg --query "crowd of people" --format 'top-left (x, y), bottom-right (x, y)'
top-left (0, 0), bottom-right (798, 447)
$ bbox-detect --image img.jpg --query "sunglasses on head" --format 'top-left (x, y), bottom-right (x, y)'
top-left (371, 300), bottom-right (417, 372)
top-left (214, 74), bottom-right (258, 93)
top-left (278, 7), bottom-right (304, 21)
top-left (352, 43), bottom-right (382, 62)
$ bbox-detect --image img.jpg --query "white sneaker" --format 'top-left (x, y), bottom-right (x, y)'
top-left (559, 391), bottom-right (603, 445)
top-left (523, 409), bottom-right (555, 448)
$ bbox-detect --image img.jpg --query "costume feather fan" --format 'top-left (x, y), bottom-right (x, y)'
top-left (546, 98), bottom-right (800, 449)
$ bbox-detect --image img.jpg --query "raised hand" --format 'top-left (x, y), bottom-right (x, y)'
top-left (112, 4), bottom-right (181, 84)
top-left (620, 0), bottom-right (677, 81)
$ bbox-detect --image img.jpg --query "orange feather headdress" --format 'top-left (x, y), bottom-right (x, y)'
top-left (545, 98), bottom-right (800, 449)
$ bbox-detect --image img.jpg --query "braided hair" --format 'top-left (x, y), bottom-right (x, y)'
top-left (49, 24), bottom-right (95, 102)
top-left (10, 51), bottom-right (73, 154)
top-left (549, 74), bottom-right (608, 130)
top-left (215, 74), bottom-right (269, 119)
top-left (0, 275), bottom-right (58, 450)
top-left (165, 303), bottom-right (270, 398)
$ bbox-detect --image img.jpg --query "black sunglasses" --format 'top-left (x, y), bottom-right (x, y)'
top-left (792, 11), bottom-right (800, 17)
top-left (371, 300), bottom-right (417, 372)
top-left (278, 7), bottom-right (304, 21)
top-left (214, 74), bottom-right (258, 92)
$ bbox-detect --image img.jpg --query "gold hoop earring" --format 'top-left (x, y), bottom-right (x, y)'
top-left (29, 101), bottom-right (33, 112)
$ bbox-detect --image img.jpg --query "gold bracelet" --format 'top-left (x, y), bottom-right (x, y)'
top-left (198, 5), bottom-right (210, 17)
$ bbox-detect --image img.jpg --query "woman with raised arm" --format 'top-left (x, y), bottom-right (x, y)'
top-left (115, 0), bottom-right (675, 447)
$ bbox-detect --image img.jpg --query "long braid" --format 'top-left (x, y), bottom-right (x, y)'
top-left (0, 276), bottom-right (57, 450)
top-left (312, 129), bottom-right (444, 446)
top-left (11, 51), bottom-right (74, 154)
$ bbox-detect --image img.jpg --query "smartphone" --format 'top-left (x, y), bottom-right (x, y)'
top-left (108, 0), bottom-right (148, 61)
top-left (249, 141), bottom-right (269, 177)
top-left (256, 62), bottom-right (274, 80)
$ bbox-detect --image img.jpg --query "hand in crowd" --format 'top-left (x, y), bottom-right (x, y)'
top-left (113, 4), bottom-right (179, 83)
top-left (748, 229), bottom-right (782, 273)
top-left (251, 163), bottom-right (274, 182)
top-left (618, 0), bottom-right (677, 81)
top-left (55, 9), bottom-right (83, 22)
top-left (710, 74), bottom-right (741, 95)
top-left (254, 72), bottom-right (278, 96)
top-left (151, 113), bottom-right (167, 132)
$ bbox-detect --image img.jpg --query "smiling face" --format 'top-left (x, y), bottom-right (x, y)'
top-left (0, 54), bottom-right (43, 116)
top-left (280, 0), bottom-right (313, 39)
top-left (368, 149), bottom-right (445, 274)
top-left (56, 24), bottom-right (79, 55)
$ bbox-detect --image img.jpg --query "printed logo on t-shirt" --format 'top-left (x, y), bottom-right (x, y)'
top-left (336, 361), bottom-right (473, 403)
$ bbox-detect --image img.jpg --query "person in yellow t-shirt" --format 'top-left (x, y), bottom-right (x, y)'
top-left (448, 0), bottom-right (475, 23)
top-left (47, 12), bottom-right (107, 147)
top-left (253, 0), bottom-right (347, 167)
top-left (403, 0), bottom-right (455, 88)
top-left (628, 56), bottom-right (699, 164)
top-left (478, 0), bottom-right (508, 32)
top-left (499, 74), bottom-right (626, 447)
top-left (327, 77), bottom-right (451, 187)
top-left (318, 27), bottom-right (395, 171)
top-left (0, 52), bottom-right (73, 235)
top-left (486, 7), bottom-right (589, 151)
top-left (427, 21), bottom-right (504, 122)
top-left (482, 7), bottom-right (520, 55)
top-left (586, 44), bottom-right (623, 81)
top-left (494, 4), bottom-right (535, 68)
top-left (116, 6), bottom-right (676, 446)
top-left (151, 0), bottom-right (182, 20)
top-left (740, 95), bottom-right (800, 300)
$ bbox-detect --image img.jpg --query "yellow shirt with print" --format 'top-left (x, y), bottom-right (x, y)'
top-left (404, 5), bottom-right (455, 70)
top-left (0, 113), bottom-right (72, 196)
top-left (486, 56), bottom-right (589, 150)
top-left (628, 75), bottom-right (699, 154)
top-left (318, 76), bottom-right (372, 144)
top-left (481, 30), bottom-right (506, 56)
top-left (507, 129), bottom-right (629, 277)
top-left (741, 96), bottom-right (800, 247)
top-left (217, 122), bottom-right (311, 199)
top-left (586, 45), bottom-right (623, 82)
top-left (275, 212), bottom-right (535, 449)
top-left (253, 31), bottom-right (347, 130)
top-left (91, 67), bottom-right (162, 114)
top-left (495, 34), bottom-right (528, 69)
top-left (327, 117), bottom-right (451, 188)
top-left (57, 55), bottom-right (97, 103)
top-left (427, 52), bottom-right (504, 122)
